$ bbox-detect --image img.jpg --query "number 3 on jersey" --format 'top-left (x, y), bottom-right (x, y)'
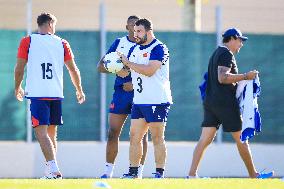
top-left (41, 63), bottom-right (53, 79)
top-left (137, 77), bottom-right (143, 93)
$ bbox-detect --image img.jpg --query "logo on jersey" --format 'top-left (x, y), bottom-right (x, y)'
top-left (110, 103), bottom-right (115, 109)
top-left (143, 53), bottom-right (148, 57)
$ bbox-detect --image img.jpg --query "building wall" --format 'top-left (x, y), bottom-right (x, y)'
top-left (201, 0), bottom-right (284, 34)
top-left (1, 0), bottom-right (284, 33)
top-left (0, 142), bottom-right (282, 178)
top-left (0, 0), bottom-right (182, 31)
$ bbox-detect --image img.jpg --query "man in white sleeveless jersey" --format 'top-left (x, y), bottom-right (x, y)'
top-left (14, 13), bottom-right (85, 179)
top-left (97, 16), bottom-right (148, 178)
top-left (119, 18), bottom-right (172, 178)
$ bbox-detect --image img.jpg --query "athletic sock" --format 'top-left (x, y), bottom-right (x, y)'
top-left (47, 160), bottom-right (60, 174)
top-left (138, 164), bottom-right (144, 178)
top-left (156, 168), bottom-right (164, 176)
top-left (44, 162), bottom-right (49, 175)
top-left (104, 162), bottom-right (114, 178)
top-left (129, 167), bottom-right (138, 176)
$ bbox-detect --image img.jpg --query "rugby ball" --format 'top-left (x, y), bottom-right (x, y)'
top-left (103, 52), bottom-right (124, 73)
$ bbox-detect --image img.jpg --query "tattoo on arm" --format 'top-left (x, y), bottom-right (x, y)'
top-left (218, 66), bottom-right (231, 83)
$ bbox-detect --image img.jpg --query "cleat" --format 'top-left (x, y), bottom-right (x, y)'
top-left (152, 172), bottom-right (164, 178)
top-left (40, 172), bottom-right (62, 179)
top-left (100, 174), bottom-right (110, 179)
top-left (121, 173), bottom-right (138, 179)
top-left (257, 171), bottom-right (274, 179)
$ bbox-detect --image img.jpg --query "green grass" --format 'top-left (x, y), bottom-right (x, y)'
top-left (0, 178), bottom-right (283, 189)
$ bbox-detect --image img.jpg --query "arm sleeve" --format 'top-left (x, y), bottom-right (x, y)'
top-left (17, 36), bottom-right (30, 60)
top-left (106, 39), bottom-right (120, 54)
top-left (218, 51), bottom-right (234, 68)
top-left (149, 44), bottom-right (169, 65)
top-left (62, 39), bottom-right (74, 62)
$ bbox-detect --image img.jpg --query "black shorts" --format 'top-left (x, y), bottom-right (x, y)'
top-left (201, 103), bottom-right (242, 132)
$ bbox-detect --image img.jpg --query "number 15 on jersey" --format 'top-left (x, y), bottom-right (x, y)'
top-left (41, 62), bottom-right (53, 79)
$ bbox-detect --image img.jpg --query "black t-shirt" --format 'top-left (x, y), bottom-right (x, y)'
top-left (204, 46), bottom-right (239, 107)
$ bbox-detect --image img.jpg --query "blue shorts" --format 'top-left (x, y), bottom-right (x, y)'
top-left (109, 89), bottom-right (134, 114)
top-left (131, 104), bottom-right (171, 123)
top-left (30, 99), bottom-right (63, 127)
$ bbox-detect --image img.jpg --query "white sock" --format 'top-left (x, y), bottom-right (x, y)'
top-left (104, 162), bottom-right (114, 178)
top-left (47, 160), bottom-right (60, 174)
top-left (138, 164), bottom-right (144, 178)
top-left (44, 162), bottom-right (49, 175)
top-left (187, 175), bottom-right (199, 179)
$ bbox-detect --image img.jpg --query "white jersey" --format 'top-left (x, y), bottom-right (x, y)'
top-left (109, 36), bottom-right (136, 55)
top-left (236, 76), bottom-right (261, 142)
top-left (25, 34), bottom-right (65, 98)
top-left (108, 36), bottom-right (136, 88)
top-left (129, 39), bottom-right (172, 104)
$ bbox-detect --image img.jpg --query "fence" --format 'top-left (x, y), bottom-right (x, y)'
top-left (1, 30), bottom-right (284, 143)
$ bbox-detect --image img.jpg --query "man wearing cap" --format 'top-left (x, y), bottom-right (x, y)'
top-left (187, 28), bottom-right (274, 178)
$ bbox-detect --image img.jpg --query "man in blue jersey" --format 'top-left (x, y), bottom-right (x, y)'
top-left (119, 18), bottom-right (172, 178)
top-left (187, 28), bottom-right (273, 179)
top-left (97, 15), bottom-right (148, 179)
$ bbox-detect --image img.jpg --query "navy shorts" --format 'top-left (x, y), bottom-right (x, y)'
top-left (30, 99), bottom-right (63, 127)
top-left (131, 104), bottom-right (171, 123)
top-left (109, 89), bottom-right (134, 114)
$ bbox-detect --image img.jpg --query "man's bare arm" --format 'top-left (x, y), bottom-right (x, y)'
top-left (119, 53), bottom-right (162, 77)
top-left (218, 66), bottom-right (258, 84)
top-left (14, 58), bottom-right (27, 101)
top-left (65, 59), bottom-right (85, 104)
top-left (97, 56), bottom-right (109, 73)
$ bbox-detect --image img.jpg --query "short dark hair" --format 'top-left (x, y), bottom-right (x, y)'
top-left (135, 18), bottom-right (153, 31)
top-left (37, 13), bottom-right (57, 27)
top-left (222, 35), bottom-right (238, 43)
top-left (127, 15), bottom-right (140, 21)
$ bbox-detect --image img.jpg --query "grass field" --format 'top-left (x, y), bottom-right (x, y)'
top-left (0, 178), bottom-right (283, 189)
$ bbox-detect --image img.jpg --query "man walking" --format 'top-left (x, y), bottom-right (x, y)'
top-left (14, 13), bottom-right (85, 179)
top-left (187, 28), bottom-right (273, 179)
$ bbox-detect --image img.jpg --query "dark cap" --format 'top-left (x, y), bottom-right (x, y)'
top-left (222, 28), bottom-right (248, 41)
